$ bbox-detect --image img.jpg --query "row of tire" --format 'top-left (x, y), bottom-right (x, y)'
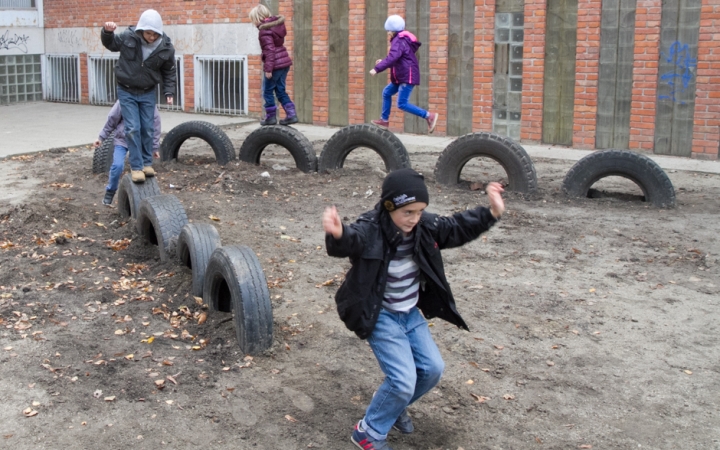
top-left (94, 120), bottom-right (676, 208)
top-left (115, 173), bottom-right (273, 355)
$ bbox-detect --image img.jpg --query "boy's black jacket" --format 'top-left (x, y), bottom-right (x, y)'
top-left (326, 203), bottom-right (498, 339)
top-left (101, 27), bottom-right (176, 96)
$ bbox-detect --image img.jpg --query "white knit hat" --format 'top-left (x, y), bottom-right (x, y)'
top-left (136, 9), bottom-right (163, 35)
top-left (384, 15), bottom-right (405, 32)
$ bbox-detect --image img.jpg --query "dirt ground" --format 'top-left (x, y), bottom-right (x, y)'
top-left (0, 124), bottom-right (718, 450)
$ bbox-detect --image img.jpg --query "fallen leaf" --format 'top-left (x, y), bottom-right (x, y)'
top-left (197, 312), bottom-right (207, 325)
top-left (684, 370), bottom-right (693, 375)
top-left (470, 393), bottom-right (490, 403)
top-left (104, 396), bottom-right (116, 402)
top-left (22, 407), bottom-right (38, 417)
top-left (125, 354), bottom-right (134, 360)
top-left (572, 247), bottom-right (582, 254)
top-left (466, 379), bottom-right (474, 385)
top-left (579, 445), bottom-right (592, 449)
top-left (209, 215), bottom-right (220, 222)
top-left (494, 345), bottom-right (504, 350)
top-left (155, 379), bottom-right (166, 389)
top-left (547, 361), bottom-right (555, 366)
top-left (503, 394), bottom-right (515, 400)
top-left (285, 415), bottom-right (298, 423)
top-left (166, 375), bottom-right (178, 385)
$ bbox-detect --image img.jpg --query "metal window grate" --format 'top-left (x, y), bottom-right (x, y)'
top-left (43, 54), bottom-right (80, 103)
top-left (0, 0), bottom-right (35, 8)
top-left (0, 54), bottom-right (42, 105)
top-left (88, 55), bottom-right (183, 111)
top-left (195, 56), bottom-right (247, 115)
top-left (88, 54), bottom-right (118, 106)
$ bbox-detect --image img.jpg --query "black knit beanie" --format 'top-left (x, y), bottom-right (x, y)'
top-left (380, 168), bottom-right (429, 211)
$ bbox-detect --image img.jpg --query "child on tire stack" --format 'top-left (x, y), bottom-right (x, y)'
top-left (94, 100), bottom-right (161, 206)
top-left (100, 9), bottom-right (176, 183)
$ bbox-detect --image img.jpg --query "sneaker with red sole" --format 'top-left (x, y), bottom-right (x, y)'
top-left (371, 118), bottom-right (389, 130)
top-left (351, 422), bottom-right (392, 450)
top-left (426, 112), bottom-right (438, 134)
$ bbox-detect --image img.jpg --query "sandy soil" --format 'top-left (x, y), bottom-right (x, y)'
top-left (0, 125), bottom-right (718, 450)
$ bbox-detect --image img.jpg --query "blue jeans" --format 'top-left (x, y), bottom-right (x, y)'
top-left (117, 86), bottom-right (156, 171)
top-left (105, 145), bottom-right (128, 192)
top-left (381, 83), bottom-right (429, 121)
top-left (361, 307), bottom-right (444, 440)
top-left (262, 67), bottom-right (291, 108)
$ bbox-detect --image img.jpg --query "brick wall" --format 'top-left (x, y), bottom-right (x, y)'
top-left (312, 0), bottom-right (329, 124)
top-left (629, 0), bottom-right (661, 152)
top-left (427, 1), bottom-right (448, 135)
top-left (572, 0), bottom-right (600, 149)
top-left (473, 0), bottom-right (495, 131)
top-left (521, 0), bottom-right (546, 142)
top-left (693, 0), bottom-right (720, 159)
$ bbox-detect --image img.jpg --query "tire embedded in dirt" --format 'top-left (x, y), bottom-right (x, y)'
top-left (176, 223), bottom-right (222, 297)
top-left (92, 132), bottom-right (115, 174)
top-left (136, 194), bottom-right (189, 262)
top-left (160, 121), bottom-right (236, 166)
top-left (318, 124), bottom-right (411, 173)
top-left (116, 173), bottom-right (162, 219)
top-left (434, 132), bottom-right (538, 193)
top-left (238, 125), bottom-right (318, 173)
top-left (561, 149), bottom-right (676, 208)
top-left (203, 245), bottom-right (273, 355)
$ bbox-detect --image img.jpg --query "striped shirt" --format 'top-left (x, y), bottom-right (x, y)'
top-left (383, 234), bottom-right (420, 312)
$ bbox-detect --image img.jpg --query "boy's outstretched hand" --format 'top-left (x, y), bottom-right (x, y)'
top-left (322, 206), bottom-right (343, 239)
top-left (486, 181), bottom-right (505, 219)
top-left (104, 22), bottom-right (117, 32)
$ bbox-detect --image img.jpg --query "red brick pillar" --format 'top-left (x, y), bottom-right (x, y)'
top-left (628, 0), bottom-right (661, 152)
top-left (521, 0), bottom-right (546, 143)
top-left (473, 0), bottom-right (495, 131)
top-left (279, 0), bottom-right (294, 111)
top-left (184, 54), bottom-right (195, 113)
top-left (348, 1), bottom-right (366, 124)
top-left (247, 54), bottom-right (263, 117)
top-left (428, 1), bottom-right (449, 135)
top-left (692, 0), bottom-right (720, 160)
top-left (572, 0), bottom-right (601, 148)
top-left (313, 0), bottom-right (329, 125)
top-left (79, 53), bottom-right (89, 104)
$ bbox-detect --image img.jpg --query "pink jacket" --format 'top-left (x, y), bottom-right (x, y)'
top-left (258, 16), bottom-right (292, 73)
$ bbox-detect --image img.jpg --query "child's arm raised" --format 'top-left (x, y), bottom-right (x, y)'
top-left (100, 21), bottom-right (123, 52)
top-left (322, 206), bottom-right (342, 239)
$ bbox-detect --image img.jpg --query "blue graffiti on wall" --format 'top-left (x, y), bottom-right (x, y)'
top-left (658, 41), bottom-right (696, 104)
top-left (0, 30), bottom-right (30, 53)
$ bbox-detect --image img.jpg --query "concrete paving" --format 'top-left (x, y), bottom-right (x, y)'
top-left (1, 101), bottom-right (719, 174)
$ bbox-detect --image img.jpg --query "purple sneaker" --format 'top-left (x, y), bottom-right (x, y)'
top-left (371, 118), bottom-right (389, 129)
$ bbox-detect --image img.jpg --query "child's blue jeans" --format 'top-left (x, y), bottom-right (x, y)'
top-left (106, 145), bottom-right (128, 192)
top-left (381, 83), bottom-right (429, 121)
top-left (263, 67), bottom-right (291, 108)
top-left (361, 307), bottom-right (444, 441)
top-left (117, 86), bottom-right (156, 171)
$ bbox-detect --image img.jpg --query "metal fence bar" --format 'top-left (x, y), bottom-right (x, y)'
top-left (44, 54), bottom-right (80, 103)
top-left (0, 0), bottom-right (34, 8)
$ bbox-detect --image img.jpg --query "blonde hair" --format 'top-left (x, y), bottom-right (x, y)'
top-left (249, 4), bottom-right (271, 27)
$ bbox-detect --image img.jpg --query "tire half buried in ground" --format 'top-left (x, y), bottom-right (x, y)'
top-left (177, 223), bottom-right (222, 297)
top-left (116, 173), bottom-right (161, 219)
top-left (561, 149), bottom-right (676, 208)
top-left (318, 124), bottom-right (410, 172)
top-left (238, 125), bottom-right (317, 173)
top-left (161, 121), bottom-right (236, 166)
top-left (204, 245), bottom-right (273, 355)
top-left (434, 132), bottom-right (538, 194)
top-left (136, 194), bottom-right (189, 262)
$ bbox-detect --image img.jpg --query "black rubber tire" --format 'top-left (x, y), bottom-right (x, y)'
top-left (92, 132), bottom-right (115, 174)
top-left (136, 194), bottom-right (189, 262)
top-left (203, 245), bottom-right (273, 355)
top-left (561, 150), bottom-right (676, 208)
top-left (434, 132), bottom-right (538, 193)
top-left (177, 223), bottom-right (222, 297)
top-left (116, 173), bottom-right (162, 220)
top-left (318, 124), bottom-right (411, 173)
top-left (238, 125), bottom-right (317, 173)
top-left (160, 121), bottom-right (236, 165)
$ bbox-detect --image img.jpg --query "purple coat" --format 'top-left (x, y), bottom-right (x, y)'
top-left (258, 15), bottom-right (292, 73)
top-left (98, 101), bottom-right (161, 150)
top-left (374, 31), bottom-right (422, 86)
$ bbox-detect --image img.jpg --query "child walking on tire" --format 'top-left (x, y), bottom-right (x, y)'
top-left (249, 4), bottom-right (298, 126)
top-left (322, 169), bottom-right (505, 449)
top-left (370, 15), bottom-right (439, 134)
top-left (95, 100), bottom-right (161, 206)
top-left (101, 9), bottom-right (176, 183)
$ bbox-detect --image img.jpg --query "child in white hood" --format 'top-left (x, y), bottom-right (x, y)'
top-left (101, 9), bottom-right (176, 183)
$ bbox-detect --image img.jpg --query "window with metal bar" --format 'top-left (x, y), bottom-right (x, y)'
top-left (195, 56), bottom-right (247, 115)
top-left (0, 0), bottom-right (35, 8)
top-left (43, 54), bottom-right (80, 103)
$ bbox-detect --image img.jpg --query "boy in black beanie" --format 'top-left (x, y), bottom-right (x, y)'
top-left (322, 168), bottom-right (504, 449)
